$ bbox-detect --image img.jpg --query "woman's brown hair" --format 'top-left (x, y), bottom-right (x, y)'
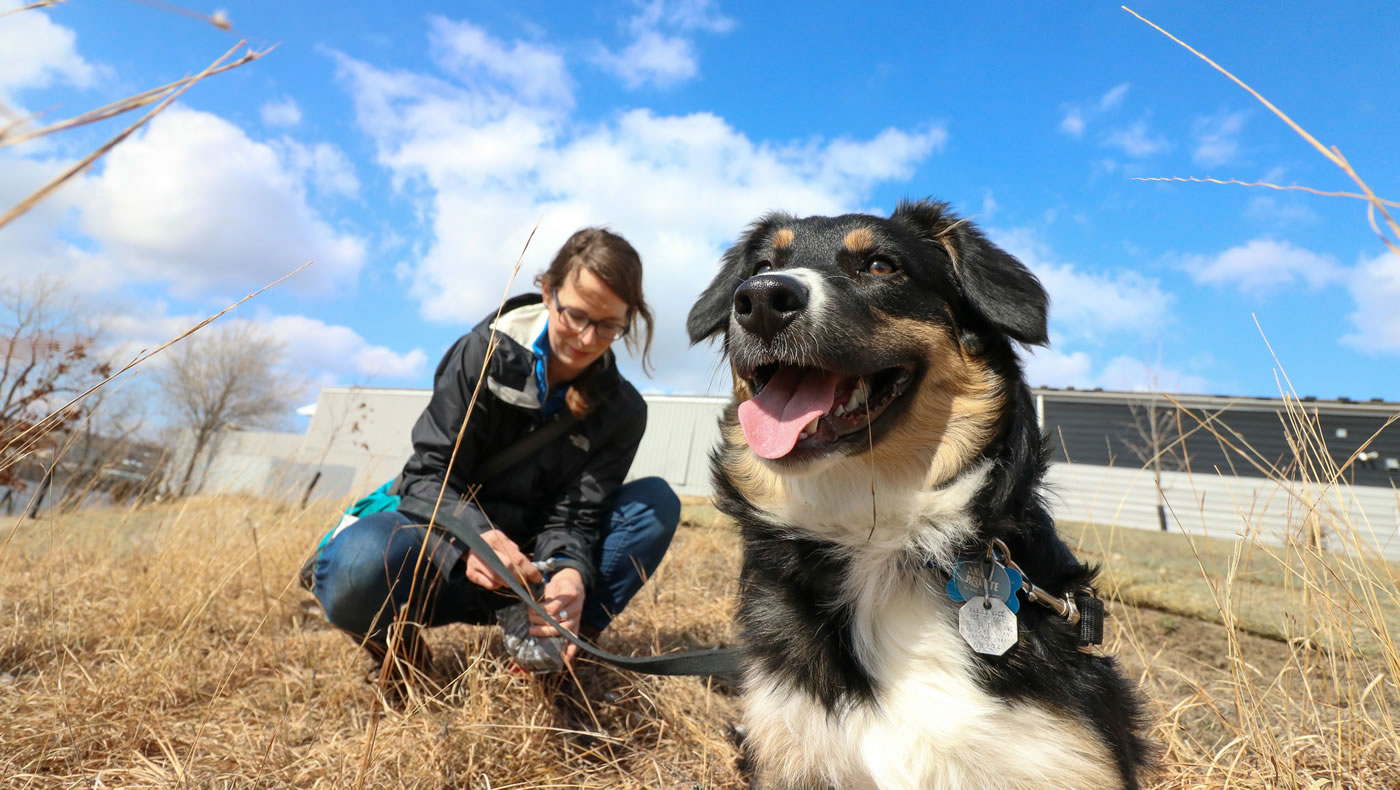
top-left (535, 227), bottom-right (655, 417)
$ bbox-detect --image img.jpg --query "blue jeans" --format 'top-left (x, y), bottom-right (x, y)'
top-left (313, 477), bottom-right (680, 644)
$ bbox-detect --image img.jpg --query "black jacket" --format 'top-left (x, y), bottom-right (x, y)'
top-left (392, 294), bottom-right (647, 590)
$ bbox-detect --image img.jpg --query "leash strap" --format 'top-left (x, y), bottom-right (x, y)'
top-left (1075, 591), bottom-right (1105, 646)
top-left (473, 410), bottom-right (580, 485)
top-left (439, 519), bottom-right (743, 678)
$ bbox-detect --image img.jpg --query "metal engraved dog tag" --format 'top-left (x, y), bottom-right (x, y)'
top-left (959, 596), bottom-right (1019, 656)
top-left (947, 559), bottom-right (1023, 613)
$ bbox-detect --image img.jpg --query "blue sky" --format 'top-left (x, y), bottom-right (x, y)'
top-left (3, 0), bottom-right (1398, 411)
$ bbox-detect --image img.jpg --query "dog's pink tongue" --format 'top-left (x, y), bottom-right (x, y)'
top-left (737, 367), bottom-right (842, 459)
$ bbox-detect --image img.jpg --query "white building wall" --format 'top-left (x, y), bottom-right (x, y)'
top-left (631, 395), bottom-right (727, 495)
top-left (298, 387), bottom-right (430, 497)
top-left (191, 387), bottom-right (1400, 560)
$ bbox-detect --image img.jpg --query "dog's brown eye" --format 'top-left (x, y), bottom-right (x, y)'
top-left (867, 257), bottom-right (897, 276)
top-left (755, 260), bottom-right (773, 275)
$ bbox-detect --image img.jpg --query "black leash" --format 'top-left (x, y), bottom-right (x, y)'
top-left (438, 518), bottom-right (743, 678)
top-left (451, 413), bottom-right (741, 676)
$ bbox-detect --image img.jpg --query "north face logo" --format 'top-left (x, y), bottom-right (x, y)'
top-left (569, 433), bottom-right (590, 452)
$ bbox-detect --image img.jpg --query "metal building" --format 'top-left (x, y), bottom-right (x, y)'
top-left (185, 385), bottom-right (1400, 560)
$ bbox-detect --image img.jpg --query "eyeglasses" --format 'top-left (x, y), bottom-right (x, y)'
top-left (551, 293), bottom-right (629, 341)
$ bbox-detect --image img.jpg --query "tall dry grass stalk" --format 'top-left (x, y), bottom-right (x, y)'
top-left (1122, 5), bottom-right (1400, 258)
top-left (1110, 387), bottom-right (1400, 788)
top-left (1104, 15), bottom-right (1400, 782)
top-left (0, 39), bottom-right (271, 232)
top-left (0, 2), bottom-right (281, 493)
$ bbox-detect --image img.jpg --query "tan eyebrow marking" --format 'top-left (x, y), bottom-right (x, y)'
top-left (843, 227), bottom-right (875, 253)
top-left (772, 228), bottom-right (795, 249)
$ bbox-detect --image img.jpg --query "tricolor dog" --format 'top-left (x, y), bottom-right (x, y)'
top-left (687, 200), bottom-right (1151, 790)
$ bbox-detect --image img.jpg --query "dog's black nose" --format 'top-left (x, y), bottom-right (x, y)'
top-left (733, 274), bottom-right (808, 342)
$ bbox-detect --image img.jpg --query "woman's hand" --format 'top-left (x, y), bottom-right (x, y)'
top-left (464, 529), bottom-right (543, 590)
top-left (529, 567), bottom-right (585, 663)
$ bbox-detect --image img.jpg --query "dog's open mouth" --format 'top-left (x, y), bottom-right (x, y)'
top-left (736, 362), bottom-right (916, 460)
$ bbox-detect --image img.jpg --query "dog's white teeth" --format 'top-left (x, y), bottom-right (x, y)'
top-left (804, 416), bottom-right (820, 434)
top-left (844, 379), bottom-right (870, 412)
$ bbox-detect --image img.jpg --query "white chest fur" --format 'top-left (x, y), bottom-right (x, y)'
top-left (761, 458), bottom-right (992, 569)
top-left (741, 527), bottom-right (1119, 789)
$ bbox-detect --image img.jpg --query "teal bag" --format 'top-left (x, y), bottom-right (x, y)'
top-left (297, 478), bottom-right (401, 591)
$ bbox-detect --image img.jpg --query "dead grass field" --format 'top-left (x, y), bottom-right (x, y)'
top-left (2, 492), bottom-right (1397, 789)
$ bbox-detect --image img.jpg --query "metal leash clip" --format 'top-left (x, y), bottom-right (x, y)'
top-left (987, 538), bottom-right (1105, 649)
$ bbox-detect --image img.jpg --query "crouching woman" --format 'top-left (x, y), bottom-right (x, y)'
top-left (311, 228), bottom-right (678, 674)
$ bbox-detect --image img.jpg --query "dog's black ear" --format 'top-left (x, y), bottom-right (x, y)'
top-left (687, 215), bottom-right (789, 344)
top-left (686, 262), bottom-right (743, 344)
top-left (893, 199), bottom-right (1049, 346)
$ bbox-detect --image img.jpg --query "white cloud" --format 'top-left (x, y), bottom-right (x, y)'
top-left (1342, 250), bottom-right (1400, 353)
top-left (102, 308), bottom-right (427, 383)
top-left (1192, 109), bottom-right (1246, 167)
top-left (980, 190), bottom-right (998, 218)
top-left (256, 315), bottom-right (428, 380)
top-left (272, 137), bottom-right (361, 198)
top-left (596, 0), bottom-right (734, 89)
top-left (1024, 346), bottom-right (1208, 393)
top-left (1096, 355), bottom-right (1209, 393)
top-left (1101, 118), bottom-right (1169, 157)
top-left (77, 106), bottom-right (366, 297)
top-left (336, 24), bottom-right (945, 393)
top-left (260, 96), bottom-right (302, 127)
top-left (1059, 109), bottom-right (1086, 138)
top-left (990, 227), bottom-right (1174, 341)
top-left (1024, 347), bottom-right (1094, 388)
top-left (1183, 238), bottom-right (1342, 293)
top-left (0, 5), bottom-right (401, 391)
top-left (1244, 195), bottom-right (1319, 225)
top-left (429, 16), bottom-right (572, 106)
top-left (1098, 83), bottom-right (1130, 111)
top-left (1058, 83), bottom-right (1129, 139)
top-left (0, 0), bottom-right (102, 113)
top-left (595, 31), bottom-right (698, 89)
top-left (629, 0), bottom-right (735, 34)
top-left (0, 153), bottom-right (118, 288)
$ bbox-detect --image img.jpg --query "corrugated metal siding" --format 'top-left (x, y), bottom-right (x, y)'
top-left (1046, 463), bottom-right (1400, 561)
top-left (630, 396), bottom-right (727, 495)
top-left (1045, 399), bottom-right (1400, 490)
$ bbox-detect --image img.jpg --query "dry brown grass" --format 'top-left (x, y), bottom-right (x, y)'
top-left (3, 440), bottom-right (1397, 789)
top-left (1, 496), bottom-right (746, 788)
top-left (2, 4), bottom-right (1395, 787)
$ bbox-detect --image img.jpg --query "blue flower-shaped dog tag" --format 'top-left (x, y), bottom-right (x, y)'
top-left (946, 559), bottom-right (1022, 613)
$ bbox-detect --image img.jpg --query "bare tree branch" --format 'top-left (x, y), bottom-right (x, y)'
top-left (1122, 392), bottom-right (1185, 531)
top-left (0, 278), bottom-right (109, 492)
top-left (158, 323), bottom-right (305, 496)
